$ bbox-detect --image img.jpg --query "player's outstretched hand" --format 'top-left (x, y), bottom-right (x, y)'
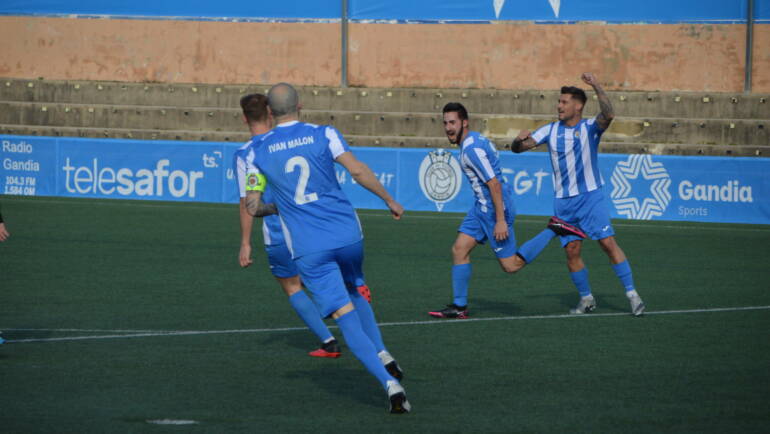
top-left (581, 72), bottom-right (598, 87)
top-left (239, 244), bottom-right (253, 268)
top-left (0, 223), bottom-right (9, 242)
top-left (387, 200), bottom-right (404, 220)
top-left (516, 129), bottom-right (532, 142)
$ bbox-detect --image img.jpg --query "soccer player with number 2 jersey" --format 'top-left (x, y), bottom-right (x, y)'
top-left (243, 83), bottom-right (410, 414)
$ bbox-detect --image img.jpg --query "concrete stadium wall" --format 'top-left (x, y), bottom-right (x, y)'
top-left (1, 16), bottom-right (768, 92)
top-left (0, 17), bottom-right (342, 87)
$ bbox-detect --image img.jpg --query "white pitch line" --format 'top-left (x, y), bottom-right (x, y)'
top-left (5, 305), bottom-right (769, 344)
top-left (3, 328), bottom-right (174, 333)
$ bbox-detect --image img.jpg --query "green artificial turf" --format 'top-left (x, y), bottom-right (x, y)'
top-left (1, 196), bottom-right (768, 433)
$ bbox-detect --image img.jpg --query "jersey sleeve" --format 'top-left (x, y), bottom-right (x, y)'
top-left (241, 147), bottom-right (266, 196)
top-left (466, 145), bottom-right (497, 183)
top-left (233, 151), bottom-right (248, 198)
top-left (531, 122), bottom-right (553, 146)
top-left (586, 116), bottom-right (606, 136)
top-left (325, 126), bottom-right (350, 159)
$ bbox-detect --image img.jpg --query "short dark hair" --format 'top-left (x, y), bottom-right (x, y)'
top-left (240, 93), bottom-right (269, 124)
top-left (560, 86), bottom-right (587, 105)
top-left (442, 102), bottom-right (469, 120)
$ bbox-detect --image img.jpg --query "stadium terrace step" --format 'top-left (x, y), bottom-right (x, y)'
top-left (1, 78), bottom-right (768, 120)
top-left (2, 124), bottom-right (766, 157)
top-left (1, 101), bottom-right (767, 148)
top-left (1, 78), bottom-right (768, 156)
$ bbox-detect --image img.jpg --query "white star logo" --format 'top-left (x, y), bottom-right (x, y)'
top-left (493, 1), bottom-right (561, 19)
top-left (610, 155), bottom-right (672, 220)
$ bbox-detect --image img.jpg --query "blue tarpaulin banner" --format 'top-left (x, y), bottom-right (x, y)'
top-left (0, 0), bottom-right (341, 20)
top-left (349, 0), bottom-right (757, 23)
top-left (2, 135), bottom-right (769, 224)
top-left (1, 0), bottom-right (767, 22)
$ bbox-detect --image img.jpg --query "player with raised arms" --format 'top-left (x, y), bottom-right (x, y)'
top-left (511, 72), bottom-right (645, 316)
top-left (244, 83), bottom-right (410, 413)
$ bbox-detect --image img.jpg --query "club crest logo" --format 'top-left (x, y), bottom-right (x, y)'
top-left (419, 149), bottom-right (462, 211)
top-left (247, 173), bottom-right (259, 188)
top-left (610, 155), bottom-right (672, 220)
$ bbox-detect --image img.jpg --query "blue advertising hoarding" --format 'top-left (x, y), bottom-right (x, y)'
top-left (1, 135), bottom-right (768, 224)
top-left (0, 0), bottom-right (341, 20)
top-left (349, 0), bottom-right (758, 23)
top-left (1, 0), bottom-right (767, 23)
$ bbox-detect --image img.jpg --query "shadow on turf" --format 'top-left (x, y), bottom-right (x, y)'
top-left (259, 329), bottom-right (396, 409)
top-left (470, 296), bottom-right (522, 316)
top-left (523, 292), bottom-right (628, 313)
top-left (285, 366), bottom-right (383, 409)
top-left (470, 294), bottom-right (628, 315)
top-left (261, 329), bottom-right (331, 353)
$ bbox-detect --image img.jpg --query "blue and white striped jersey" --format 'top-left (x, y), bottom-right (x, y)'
top-left (531, 117), bottom-right (605, 199)
top-left (244, 121), bottom-right (363, 259)
top-left (459, 131), bottom-right (513, 214)
top-left (233, 136), bottom-right (285, 246)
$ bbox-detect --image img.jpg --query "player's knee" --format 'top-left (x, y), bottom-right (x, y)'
top-left (565, 241), bottom-right (581, 257)
top-left (501, 263), bottom-right (520, 274)
top-left (500, 256), bottom-right (524, 274)
top-left (451, 244), bottom-right (470, 262)
top-left (598, 236), bottom-right (617, 252)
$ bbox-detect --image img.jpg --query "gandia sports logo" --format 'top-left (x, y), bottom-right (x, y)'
top-left (419, 149), bottom-right (462, 211)
top-left (610, 155), bottom-right (672, 220)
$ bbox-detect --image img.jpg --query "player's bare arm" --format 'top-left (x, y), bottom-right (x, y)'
top-left (486, 177), bottom-right (509, 241)
top-left (238, 198), bottom-right (254, 267)
top-left (511, 129), bottom-right (538, 153)
top-left (581, 72), bottom-right (614, 130)
top-left (336, 151), bottom-right (404, 220)
top-left (245, 191), bottom-right (278, 217)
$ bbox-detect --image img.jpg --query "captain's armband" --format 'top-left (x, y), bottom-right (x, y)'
top-left (245, 172), bottom-right (267, 192)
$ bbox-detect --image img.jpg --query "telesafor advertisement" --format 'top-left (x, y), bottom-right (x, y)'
top-left (1, 135), bottom-right (768, 224)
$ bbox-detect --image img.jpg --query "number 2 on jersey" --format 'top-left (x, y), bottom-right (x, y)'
top-left (285, 156), bottom-right (319, 205)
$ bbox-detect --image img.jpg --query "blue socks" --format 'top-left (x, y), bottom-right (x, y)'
top-left (570, 261), bottom-right (635, 298)
top-left (335, 310), bottom-right (393, 389)
top-left (452, 263), bottom-right (472, 307)
top-left (517, 229), bottom-right (556, 263)
top-left (288, 291), bottom-right (333, 343)
top-left (350, 290), bottom-right (386, 353)
top-left (570, 268), bottom-right (592, 297)
top-left (612, 260), bottom-right (636, 293)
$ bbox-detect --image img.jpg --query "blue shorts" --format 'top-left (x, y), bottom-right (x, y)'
top-left (554, 188), bottom-right (615, 247)
top-left (293, 241), bottom-right (365, 318)
top-left (265, 243), bottom-right (299, 278)
top-left (458, 204), bottom-right (518, 258)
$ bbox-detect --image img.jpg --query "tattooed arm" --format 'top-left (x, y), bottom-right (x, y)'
top-left (581, 72), bottom-right (614, 130)
top-left (511, 129), bottom-right (539, 153)
top-left (245, 191), bottom-right (278, 217)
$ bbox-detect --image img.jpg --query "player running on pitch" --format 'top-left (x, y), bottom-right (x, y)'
top-left (235, 93), bottom-right (353, 358)
top-left (244, 83), bottom-right (410, 413)
top-left (511, 72), bottom-right (645, 316)
top-left (428, 102), bottom-right (568, 319)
